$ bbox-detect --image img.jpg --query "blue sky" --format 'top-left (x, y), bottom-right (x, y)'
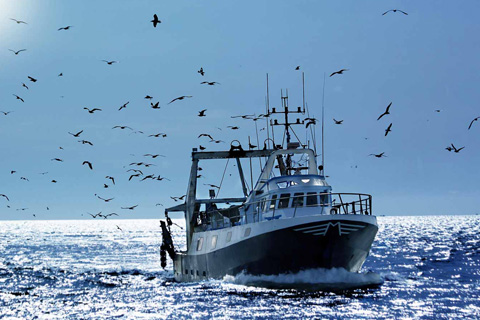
top-left (1, 0), bottom-right (479, 220)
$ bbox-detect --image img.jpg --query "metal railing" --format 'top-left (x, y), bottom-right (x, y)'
top-left (203, 192), bottom-right (372, 230)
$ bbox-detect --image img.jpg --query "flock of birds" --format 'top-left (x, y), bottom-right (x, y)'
top-left (2, 10), bottom-right (479, 224)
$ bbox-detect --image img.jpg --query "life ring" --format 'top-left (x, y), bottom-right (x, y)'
top-left (330, 208), bottom-right (338, 215)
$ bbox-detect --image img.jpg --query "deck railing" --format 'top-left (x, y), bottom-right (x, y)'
top-left (205, 192), bottom-right (372, 230)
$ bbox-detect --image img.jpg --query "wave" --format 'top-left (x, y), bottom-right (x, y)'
top-left (224, 268), bottom-right (384, 291)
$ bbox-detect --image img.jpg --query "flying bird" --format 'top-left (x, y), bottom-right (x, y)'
top-left (227, 126), bottom-right (239, 130)
top-left (333, 119), bottom-right (343, 125)
top-left (468, 117), bottom-right (479, 130)
top-left (369, 152), bottom-right (387, 158)
top-left (295, 66), bottom-right (300, 70)
top-left (385, 123), bottom-right (392, 136)
top-left (151, 101), bottom-right (160, 109)
top-left (106, 176), bottom-right (115, 185)
top-left (84, 107), bottom-right (102, 113)
top-left (149, 133), bottom-right (167, 138)
top-left (203, 184), bottom-right (220, 189)
top-left (102, 60), bottom-right (118, 65)
top-left (22, 83), bottom-right (29, 89)
top-left (198, 133), bottom-right (213, 140)
top-left (0, 194), bottom-right (9, 201)
top-left (58, 73), bottom-right (63, 77)
top-left (377, 102), bottom-right (392, 121)
top-left (118, 102), bottom-right (129, 111)
top-left (144, 154), bottom-right (165, 158)
top-left (144, 95), bottom-right (153, 100)
top-left (51, 158), bottom-right (63, 162)
top-left (168, 96), bottom-right (192, 104)
top-left (116, 225), bottom-right (123, 231)
top-left (13, 94), bottom-right (24, 102)
top-left (198, 67), bottom-right (205, 76)
top-left (156, 176), bottom-right (170, 181)
top-left (58, 26), bottom-right (73, 31)
top-left (451, 144), bottom-right (465, 153)
top-left (121, 205), bottom-right (138, 210)
top-left (28, 76), bottom-right (37, 82)
top-left (151, 14), bottom-right (161, 27)
top-left (329, 69), bottom-right (349, 77)
top-left (198, 109), bottom-right (207, 117)
top-left (445, 146), bottom-right (453, 152)
top-left (96, 195), bottom-right (114, 202)
top-left (382, 9), bottom-right (408, 15)
top-left (100, 213), bottom-right (118, 219)
top-left (78, 140), bottom-right (93, 146)
top-left (82, 161), bottom-right (93, 170)
top-left (1, 111), bottom-right (13, 116)
top-left (68, 130), bottom-right (83, 137)
top-left (10, 18), bottom-right (27, 24)
top-left (113, 126), bottom-right (133, 130)
top-left (129, 173), bottom-right (141, 181)
top-left (9, 49), bottom-right (26, 55)
top-left (200, 81), bottom-right (220, 86)
top-left (199, 145), bottom-right (206, 150)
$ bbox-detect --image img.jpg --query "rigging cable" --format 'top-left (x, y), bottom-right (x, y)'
top-left (215, 158), bottom-right (230, 199)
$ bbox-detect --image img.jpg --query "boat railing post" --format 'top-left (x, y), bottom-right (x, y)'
top-left (293, 195), bottom-right (298, 218)
top-left (369, 195), bottom-right (372, 215)
top-left (359, 194), bottom-right (363, 214)
top-left (338, 194), bottom-right (347, 215)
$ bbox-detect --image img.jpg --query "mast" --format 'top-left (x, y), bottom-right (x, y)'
top-left (321, 73), bottom-right (326, 175)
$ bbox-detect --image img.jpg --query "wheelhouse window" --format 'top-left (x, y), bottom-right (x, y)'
top-left (196, 237), bottom-right (204, 251)
top-left (306, 192), bottom-right (318, 207)
top-left (226, 231), bottom-right (232, 242)
top-left (292, 192), bottom-right (304, 207)
top-left (211, 235), bottom-right (218, 249)
top-left (278, 193), bottom-right (290, 209)
top-left (320, 194), bottom-right (329, 206)
top-left (269, 195), bottom-right (277, 210)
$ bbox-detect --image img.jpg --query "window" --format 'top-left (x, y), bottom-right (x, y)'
top-left (203, 271), bottom-right (206, 277)
top-left (292, 193), bottom-right (304, 207)
top-left (185, 269), bottom-right (188, 275)
top-left (211, 235), bottom-right (218, 249)
top-left (196, 237), bottom-right (204, 251)
top-left (244, 228), bottom-right (251, 237)
top-left (278, 193), bottom-right (290, 208)
top-left (320, 194), bottom-right (329, 206)
top-left (226, 232), bottom-right (232, 243)
top-left (269, 195), bottom-right (277, 210)
top-left (276, 181), bottom-right (288, 188)
top-left (307, 192), bottom-right (318, 207)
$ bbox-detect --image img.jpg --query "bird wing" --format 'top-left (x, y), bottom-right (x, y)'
top-left (329, 71), bottom-right (336, 77)
top-left (377, 112), bottom-right (386, 121)
top-left (399, 10), bottom-right (408, 15)
top-left (468, 118), bottom-right (477, 130)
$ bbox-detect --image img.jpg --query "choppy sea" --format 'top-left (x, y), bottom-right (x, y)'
top-left (1, 216), bottom-right (479, 319)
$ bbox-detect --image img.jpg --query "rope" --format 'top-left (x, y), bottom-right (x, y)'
top-left (216, 158), bottom-right (230, 198)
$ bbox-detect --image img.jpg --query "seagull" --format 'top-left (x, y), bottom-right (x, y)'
top-left (144, 95), bottom-right (153, 100)
top-left (329, 69), bottom-right (349, 77)
top-left (231, 114), bottom-right (255, 119)
top-left (68, 130), bottom-right (83, 137)
top-left (156, 203), bottom-right (164, 206)
top-left (333, 119), bottom-right (343, 125)
top-left (28, 76), bottom-right (37, 82)
top-left (451, 144), bottom-right (465, 153)
top-left (170, 195), bottom-right (186, 202)
top-left (369, 152), bottom-right (387, 158)
top-left (20, 177), bottom-right (29, 181)
top-left (445, 146), bottom-right (453, 152)
top-left (198, 133), bottom-right (213, 140)
top-left (200, 81), bottom-right (220, 86)
top-left (0, 194), bottom-right (9, 201)
top-left (13, 94), bottom-right (24, 102)
top-left (198, 67), bottom-right (205, 76)
top-left (88, 212), bottom-right (103, 218)
top-left (149, 133), bottom-right (167, 138)
top-left (106, 176), bottom-right (115, 185)
top-left (144, 154), bottom-right (165, 158)
top-left (249, 142), bottom-right (257, 149)
top-left (58, 26), bottom-right (73, 31)
top-left (434, 109), bottom-right (441, 113)
top-left (116, 225), bottom-right (123, 231)
top-left (51, 158), bottom-right (63, 162)
top-left (10, 18), bottom-right (27, 24)
top-left (102, 60), bottom-right (118, 65)
top-left (385, 123), bottom-right (392, 136)
top-left (203, 184), bottom-right (220, 189)
top-left (198, 109), bottom-right (207, 117)
top-left (84, 107), bottom-right (102, 113)
top-left (156, 176), bottom-right (170, 181)
top-left (227, 126), bottom-right (239, 130)
top-left (100, 213), bottom-right (118, 219)
top-left (9, 49), bottom-right (26, 55)
top-left (58, 73), bottom-right (63, 77)
top-left (199, 145), bottom-right (206, 150)
top-left (1, 111), bottom-right (13, 116)
top-left (468, 117), bottom-right (479, 130)
top-left (118, 102), bottom-right (129, 111)
top-left (112, 126), bottom-right (133, 130)
top-left (151, 14), bottom-right (161, 27)
top-left (78, 140), bottom-right (93, 146)
top-left (151, 101), bottom-right (160, 109)
top-left (168, 96), bottom-right (192, 104)
top-left (129, 173), bottom-right (141, 181)
top-left (104, 184), bottom-right (109, 188)
top-left (377, 102), bottom-right (392, 120)
top-left (121, 205), bottom-right (138, 210)
top-left (295, 66), bottom-right (300, 70)
top-left (82, 161), bottom-right (93, 170)
top-left (127, 169), bottom-right (143, 174)
top-left (382, 9), bottom-right (408, 15)
top-left (22, 83), bottom-right (29, 89)
top-left (96, 195), bottom-right (114, 202)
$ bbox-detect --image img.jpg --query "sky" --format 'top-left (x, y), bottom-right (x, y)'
top-left (0, 0), bottom-right (479, 220)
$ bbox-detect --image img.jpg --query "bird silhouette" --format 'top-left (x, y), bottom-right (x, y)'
top-left (9, 49), bottom-right (26, 55)
top-left (151, 101), bottom-right (160, 109)
top-left (227, 126), bottom-right (239, 130)
top-left (198, 133), bottom-right (213, 140)
top-left (51, 158), bottom-right (63, 162)
top-left (329, 69), bottom-right (349, 77)
top-left (129, 173), bottom-right (141, 181)
top-left (144, 95), bottom-right (153, 100)
top-left (82, 161), bottom-right (93, 170)
top-left (445, 146), bottom-right (453, 152)
top-left (0, 194), bottom-right (9, 201)
top-left (451, 144), bottom-right (465, 153)
top-left (333, 119), bottom-right (343, 124)
top-left (200, 81), bottom-right (220, 86)
top-left (369, 152), bottom-right (387, 158)
top-left (58, 26), bottom-right (73, 31)
top-left (149, 133), bottom-right (167, 138)
top-left (203, 184), bottom-right (220, 189)
top-left (198, 67), bottom-right (205, 76)
top-left (168, 96), bottom-right (192, 104)
top-left (84, 107), bottom-right (102, 113)
top-left (151, 14), bottom-right (161, 27)
top-left (100, 213), bottom-right (118, 219)
top-left (382, 9), bottom-right (408, 15)
top-left (113, 126), bottom-right (133, 130)
top-left (10, 18), bottom-right (27, 24)
top-left (121, 205), bottom-right (138, 210)
top-left (116, 225), bottom-right (123, 231)
top-left (385, 123), bottom-right (392, 136)
top-left (27, 76), bottom-right (37, 82)
top-left (96, 195), bottom-right (114, 202)
top-left (58, 73), bottom-right (63, 77)
top-left (198, 109), bottom-right (207, 117)
top-left (377, 102), bottom-right (392, 121)
top-left (118, 102), bottom-right (129, 111)
top-left (156, 176), bottom-right (170, 181)
top-left (1, 111), bottom-right (13, 116)
top-left (88, 212), bottom-right (103, 218)
top-left (21, 83), bottom-right (29, 90)
top-left (102, 60), bottom-right (118, 65)
top-left (295, 66), bottom-right (300, 70)
top-left (106, 176), bottom-right (115, 185)
top-left (13, 94), bottom-right (24, 102)
top-left (79, 140), bottom-right (93, 146)
top-left (199, 145), bottom-right (206, 150)
top-left (68, 130), bottom-right (83, 137)
top-left (144, 154), bottom-right (165, 158)
top-left (249, 142), bottom-right (257, 149)
top-left (468, 117), bottom-right (479, 130)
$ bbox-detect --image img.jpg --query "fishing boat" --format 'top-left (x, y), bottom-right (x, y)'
top-left (160, 80), bottom-right (378, 281)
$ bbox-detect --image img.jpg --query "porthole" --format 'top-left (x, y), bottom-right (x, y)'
top-left (244, 228), bottom-right (251, 237)
top-left (226, 232), bottom-right (232, 243)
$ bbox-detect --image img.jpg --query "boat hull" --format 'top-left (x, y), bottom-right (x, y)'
top-left (173, 215), bottom-right (378, 281)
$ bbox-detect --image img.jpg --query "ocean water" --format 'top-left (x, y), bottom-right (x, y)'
top-left (0, 216), bottom-right (479, 319)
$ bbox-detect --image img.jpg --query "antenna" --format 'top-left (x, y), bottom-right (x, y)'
top-left (321, 72), bottom-right (326, 175)
top-left (302, 72), bottom-right (305, 113)
top-left (266, 73), bottom-right (271, 149)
